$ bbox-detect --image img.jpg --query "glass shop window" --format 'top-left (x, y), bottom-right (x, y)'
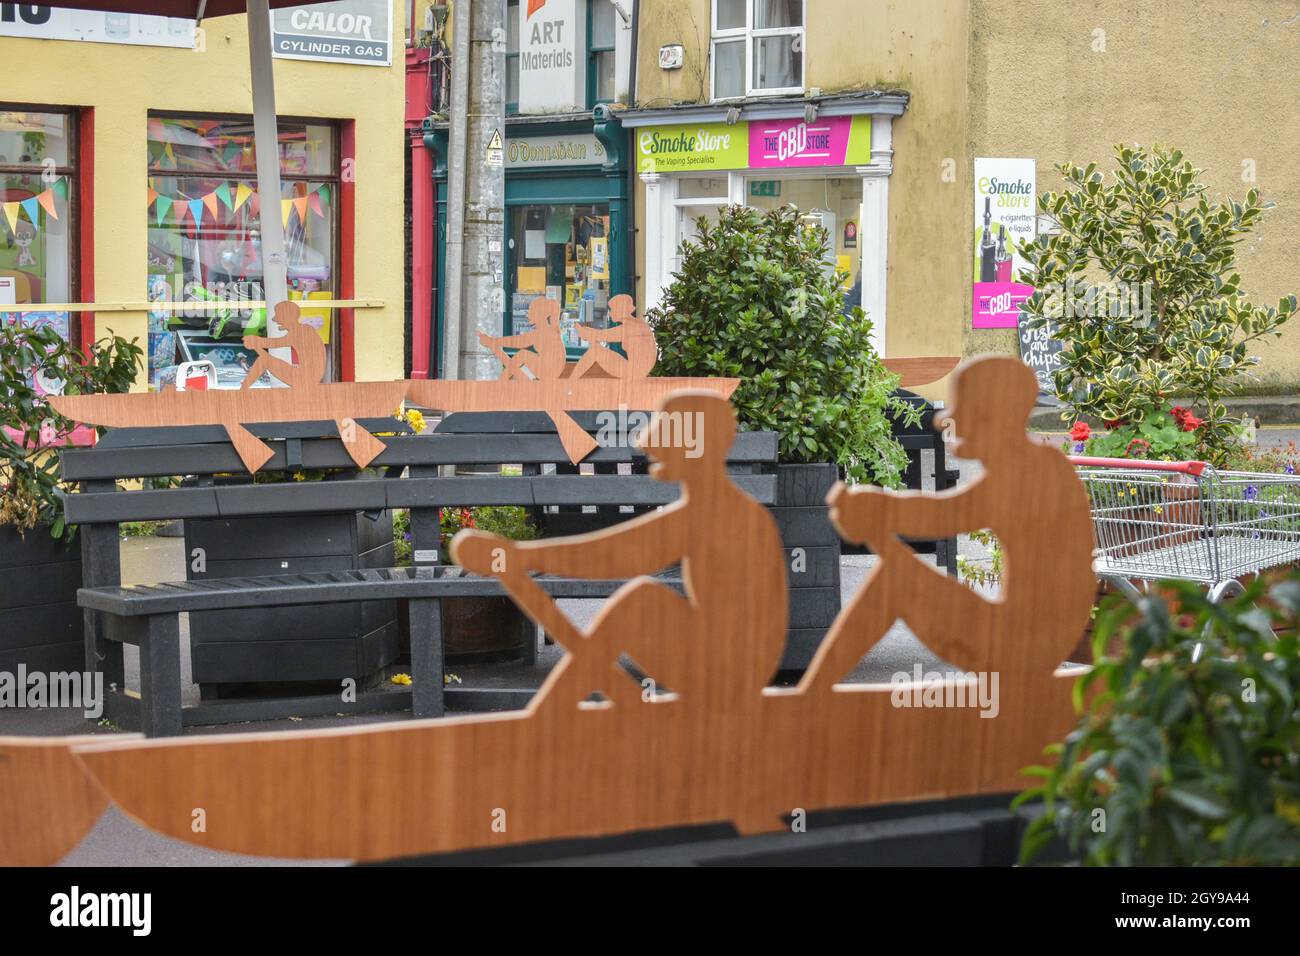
top-left (509, 203), bottom-right (611, 347)
top-left (0, 108), bottom-right (77, 347)
top-left (146, 116), bottom-right (339, 389)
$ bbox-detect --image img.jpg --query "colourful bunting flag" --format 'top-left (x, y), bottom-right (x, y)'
top-left (202, 192), bottom-right (220, 220)
top-left (281, 199), bottom-right (293, 228)
top-left (307, 192), bottom-right (323, 219)
top-left (317, 184), bottom-right (330, 205)
top-left (293, 196), bottom-right (308, 223)
top-left (49, 177), bottom-right (69, 202)
top-left (147, 186), bottom-right (159, 208)
top-left (37, 189), bottom-right (58, 219)
top-left (155, 195), bottom-right (173, 225)
top-left (188, 198), bottom-right (206, 226)
top-left (215, 183), bottom-right (233, 211)
top-left (2, 202), bottom-right (20, 235)
top-left (20, 197), bottom-right (40, 224)
top-left (234, 183), bottom-right (253, 212)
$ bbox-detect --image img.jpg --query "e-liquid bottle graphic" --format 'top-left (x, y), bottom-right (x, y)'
top-left (995, 225), bottom-right (1012, 282)
top-left (980, 197), bottom-right (997, 282)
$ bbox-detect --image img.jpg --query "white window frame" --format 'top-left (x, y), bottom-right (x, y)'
top-left (710, 0), bottom-right (806, 101)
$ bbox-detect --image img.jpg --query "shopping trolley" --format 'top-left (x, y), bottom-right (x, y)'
top-left (1069, 456), bottom-right (1300, 604)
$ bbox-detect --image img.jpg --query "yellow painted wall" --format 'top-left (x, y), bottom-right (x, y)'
top-left (1, 5), bottom-right (406, 387)
top-left (633, 0), bottom-right (971, 401)
top-left (969, 0), bottom-right (1300, 393)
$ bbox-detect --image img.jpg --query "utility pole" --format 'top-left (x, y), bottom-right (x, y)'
top-left (443, 0), bottom-right (507, 380)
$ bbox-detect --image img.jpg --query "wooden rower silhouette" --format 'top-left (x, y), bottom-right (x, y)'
top-left (799, 356), bottom-right (1096, 697)
top-left (571, 294), bottom-right (657, 380)
top-left (241, 300), bottom-right (327, 390)
top-left (479, 297), bottom-right (568, 381)
top-left (453, 390), bottom-right (788, 710)
top-left (15, 356), bottom-right (1099, 864)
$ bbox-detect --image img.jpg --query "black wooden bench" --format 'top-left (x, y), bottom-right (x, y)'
top-left (62, 415), bottom-right (777, 736)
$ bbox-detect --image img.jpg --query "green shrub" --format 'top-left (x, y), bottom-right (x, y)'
top-left (1018, 578), bottom-right (1300, 865)
top-left (1018, 144), bottom-right (1295, 466)
top-left (0, 322), bottom-right (141, 541)
top-left (647, 204), bottom-right (916, 487)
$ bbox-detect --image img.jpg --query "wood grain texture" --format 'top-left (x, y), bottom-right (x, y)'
top-left (880, 356), bottom-right (961, 389)
top-left (67, 358), bottom-right (1099, 861)
top-left (50, 297), bottom-right (739, 469)
top-left (0, 735), bottom-right (111, 866)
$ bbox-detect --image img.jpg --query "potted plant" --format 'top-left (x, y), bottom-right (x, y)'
top-left (648, 204), bottom-right (917, 668)
top-left (0, 319), bottom-right (140, 673)
top-left (395, 505), bottom-right (538, 661)
top-left (1018, 576), bottom-right (1300, 865)
top-left (1019, 143), bottom-right (1296, 469)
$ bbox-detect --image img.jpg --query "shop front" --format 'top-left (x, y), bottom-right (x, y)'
top-left (430, 116), bottom-right (631, 369)
top-left (0, 5), bottom-right (406, 390)
top-left (622, 94), bottom-right (906, 356)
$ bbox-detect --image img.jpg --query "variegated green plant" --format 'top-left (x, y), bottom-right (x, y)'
top-left (1018, 144), bottom-right (1295, 466)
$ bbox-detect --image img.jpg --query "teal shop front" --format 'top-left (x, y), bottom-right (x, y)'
top-left (427, 115), bottom-right (631, 375)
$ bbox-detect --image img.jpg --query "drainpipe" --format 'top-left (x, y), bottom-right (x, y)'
top-left (626, 0), bottom-right (639, 300)
top-left (442, 0), bottom-right (471, 380)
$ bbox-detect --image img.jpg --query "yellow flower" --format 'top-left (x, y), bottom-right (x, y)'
top-left (390, 673), bottom-right (412, 686)
top-left (1153, 505), bottom-right (1163, 515)
top-left (405, 409), bottom-right (427, 434)
top-left (293, 471), bottom-right (307, 482)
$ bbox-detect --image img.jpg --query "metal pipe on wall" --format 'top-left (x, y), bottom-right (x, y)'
top-left (441, 0), bottom-right (471, 380)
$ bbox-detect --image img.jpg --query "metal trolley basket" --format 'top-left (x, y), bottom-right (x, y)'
top-left (1069, 456), bottom-right (1300, 603)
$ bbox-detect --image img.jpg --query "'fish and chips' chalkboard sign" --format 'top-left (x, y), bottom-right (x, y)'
top-left (1017, 315), bottom-right (1065, 397)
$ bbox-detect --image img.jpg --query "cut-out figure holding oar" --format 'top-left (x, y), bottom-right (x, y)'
top-left (479, 297), bottom-right (567, 381)
top-left (453, 391), bottom-right (788, 710)
top-left (798, 356), bottom-right (1095, 696)
top-left (241, 300), bottom-right (326, 390)
top-left (573, 294), bottom-right (657, 379)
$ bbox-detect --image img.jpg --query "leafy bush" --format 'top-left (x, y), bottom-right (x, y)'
top-left (1019, 578), bottom-right (1300, 865)
top-left (0, 321), bottom-right (141, 540)
top-left (1019, 144), bottom-right (1295, 466)
top-left (394, 506), bottom-right (537, 565)
top-left (647, 204), bottom-right (916, 486)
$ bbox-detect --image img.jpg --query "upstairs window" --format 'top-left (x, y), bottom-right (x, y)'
top-left (589, 0), bottom-right (618, 106)
top-left (712, 0), bottom-right (804, 100)
top-left (506, 0), bottom-right (520, 113)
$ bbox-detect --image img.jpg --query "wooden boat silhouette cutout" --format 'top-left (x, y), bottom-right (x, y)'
top-left (62, 362), bottom-right (1098, 862)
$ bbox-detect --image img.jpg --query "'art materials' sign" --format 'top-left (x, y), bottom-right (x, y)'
top-left (518, 0), bottom-right (582, 113)
top-left (272, 0), bottom-right (392, 67)
top-left (972, 157), bottom-right (1036, 330)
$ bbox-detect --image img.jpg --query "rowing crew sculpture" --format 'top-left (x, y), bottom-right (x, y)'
top-left (1, 305), bottom-right (1094, 865)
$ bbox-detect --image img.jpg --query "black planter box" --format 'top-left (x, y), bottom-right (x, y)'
top-left (0, 525), bottom-right (83, 674)
top-left (769, 463), bottom-right (842, 671)
top-left (185, 511), bottom-right (398, 687)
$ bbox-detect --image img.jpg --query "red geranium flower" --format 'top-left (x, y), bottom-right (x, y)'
top-left (1070, 421), bottom-right (1091, 442)
top-left (1125, 437), bottom-right (1151, 458)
